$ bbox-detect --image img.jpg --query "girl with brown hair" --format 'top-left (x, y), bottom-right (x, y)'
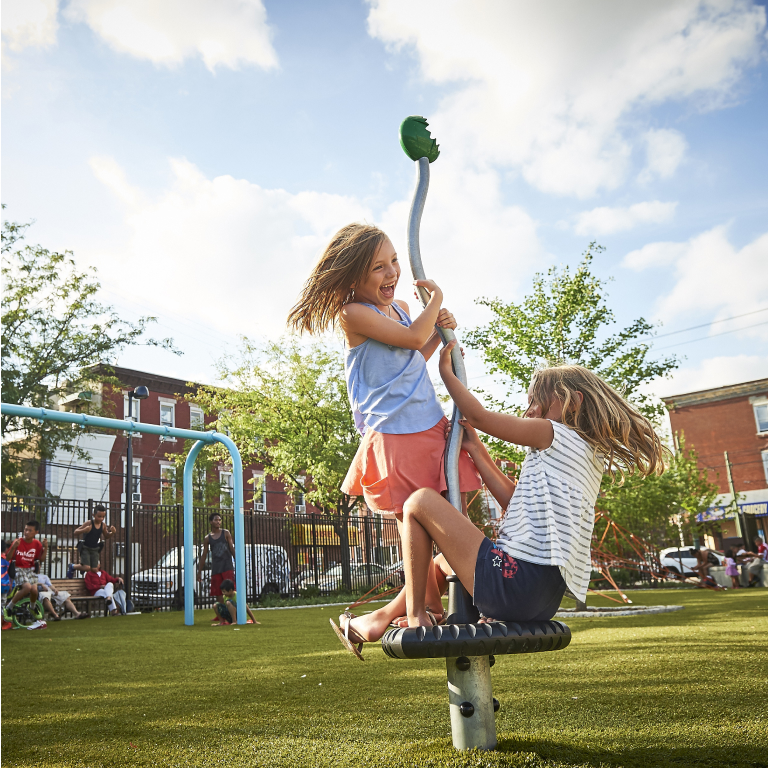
top-left (288, 223), bottom-right (482, 651)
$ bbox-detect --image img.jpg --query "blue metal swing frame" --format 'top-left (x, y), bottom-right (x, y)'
top-left (0, 403), bottom-right (246, 625)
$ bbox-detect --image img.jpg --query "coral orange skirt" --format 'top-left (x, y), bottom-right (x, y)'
top-left (341, 416), bottom-right (482, 515)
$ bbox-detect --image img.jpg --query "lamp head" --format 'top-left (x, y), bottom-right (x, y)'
top-left (132, 386), bottom-right (150, 400)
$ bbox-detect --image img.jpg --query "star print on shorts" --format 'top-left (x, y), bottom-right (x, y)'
top-left (490, 547), bottom-right (519, 579)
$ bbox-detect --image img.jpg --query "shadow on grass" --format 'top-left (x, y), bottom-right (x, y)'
top-left (496, 737), bottom-right (768, 768)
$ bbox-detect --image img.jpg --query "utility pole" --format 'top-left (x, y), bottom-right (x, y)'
top-left (724, 451), bottom-right (748, 543)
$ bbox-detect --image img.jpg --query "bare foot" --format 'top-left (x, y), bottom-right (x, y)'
top-left (340, 611), bottom-right (398, 643)
top-left (407, 611), bottom-right (433, 629)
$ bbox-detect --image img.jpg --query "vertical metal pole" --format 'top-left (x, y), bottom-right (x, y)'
top-left (725, 452), bottom-right (746, 540)
top-left (311, 512), bottom-right (319, 589)
top-left (406, 153), bottom-right (491, 751)
top-left (183, 440), bottom-right (206, 626)
top-left (125, 395), bottom-right (133, 604)
top-left (176, 503), bottom-right (182, 611)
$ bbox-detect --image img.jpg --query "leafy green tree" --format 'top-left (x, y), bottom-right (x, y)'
top-left (188, 338), bottom-right (362, 590)
top-left (464, 244), bottom-right (679, 466)
top-left (597, 437), bottom-right (719, 548)
top-left (1, 214), bottom-right (177, 495)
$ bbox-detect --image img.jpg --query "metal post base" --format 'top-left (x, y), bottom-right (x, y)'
top-left (446, 654), bottom-right (497, 750)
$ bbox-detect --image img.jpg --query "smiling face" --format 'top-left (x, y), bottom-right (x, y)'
top-left (352, 237), bottom-right (400, 308)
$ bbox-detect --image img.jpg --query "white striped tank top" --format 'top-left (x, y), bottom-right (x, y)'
top-left (495, 420), bottom-right (603, 602)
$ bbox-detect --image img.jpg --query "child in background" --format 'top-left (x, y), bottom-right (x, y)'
top-left (724, 549), bottom-right (740, 589)
top-left (399, 343), bottom-right (667, 630)
top-left (215, 579), bottom-right (259, 626)
top-left (71, 504), bottom-right (116, 575)
top-left (288, 223), bottom-right (481, 648)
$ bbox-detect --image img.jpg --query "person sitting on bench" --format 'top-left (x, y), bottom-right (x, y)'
top-left (36, 572), bottom-right (88, 620)
top-left (84, 565), bottom-right (126, 616)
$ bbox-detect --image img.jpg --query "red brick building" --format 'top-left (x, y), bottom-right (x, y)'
top-left (45, 365), bottom-right (311, 515)
top-left (662, 378), bottom-right (768, 549)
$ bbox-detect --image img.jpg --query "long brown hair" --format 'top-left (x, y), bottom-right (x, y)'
top-left (527, 364), bottom-right (667, 482)
top-left (287, 223), bottom-right (387, 335)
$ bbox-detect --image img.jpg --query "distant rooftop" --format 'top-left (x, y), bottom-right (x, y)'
top-left (662, 378), bottom-right (768, 409)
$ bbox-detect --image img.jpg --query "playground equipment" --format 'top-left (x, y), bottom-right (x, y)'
top-left (383, 117), bottom-right (572, 751)
top-left (0, 403), bottom-right (247, 625)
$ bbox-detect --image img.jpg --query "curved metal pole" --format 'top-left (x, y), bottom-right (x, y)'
top-left (182, 435), bottom-right (246, 627)
top-left (407, 156), bottom-right (467, 511)
top-left (183, 440), bottom-right (206, 627)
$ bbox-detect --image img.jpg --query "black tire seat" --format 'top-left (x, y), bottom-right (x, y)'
top-left (381, 619), bottom-right (571, 660)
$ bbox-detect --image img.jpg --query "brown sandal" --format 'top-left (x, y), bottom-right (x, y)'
top-left (329, 611), bottom-right (365, 661)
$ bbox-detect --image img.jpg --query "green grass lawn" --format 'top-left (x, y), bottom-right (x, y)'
top-left (2, 589), bottom-right (766, 768)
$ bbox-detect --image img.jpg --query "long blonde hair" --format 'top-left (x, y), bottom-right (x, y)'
top-left (528, 364), bottom-right (667, 482)
top-left (287, 223), bottom-right (387, 335)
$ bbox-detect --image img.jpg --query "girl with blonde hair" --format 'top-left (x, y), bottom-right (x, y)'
top-left (399, 342), bottom-right (667, 629)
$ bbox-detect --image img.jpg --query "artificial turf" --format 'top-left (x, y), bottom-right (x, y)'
top-left (1, 588), bottom-right (766, 768)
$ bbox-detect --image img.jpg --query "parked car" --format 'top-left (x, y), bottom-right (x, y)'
top-left (302, 562), bottom-right (400, 593)
top-left (131, 543), bottom-right (291, 609)
top-left (659, 547), bottom-right (724, 575)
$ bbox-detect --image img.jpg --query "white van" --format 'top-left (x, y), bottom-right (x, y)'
top-left (131, 544), bottom-right (290, 609)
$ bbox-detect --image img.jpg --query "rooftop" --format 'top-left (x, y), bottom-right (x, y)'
top-left (662, 378), bottom-right (768, 409)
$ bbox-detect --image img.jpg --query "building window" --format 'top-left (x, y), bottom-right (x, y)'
top-left (294, 477), bottom-right (306, 513)
top-left (159, 402), bottom-right (175, 430)
top-left (763, 451), bottom-right (768, 485)
top-left (754, 402), bottom-right (768, 434)
top-left (189, 406), bottom-right (204, 430)
top-left (123, 394), bottom-right (142, 437)
top-left (160, 463), bottom-right (175, 503)
top-left (121, 460), bottom-right (141, 498)
top-left (219, 471), bottom-right (234, 508)
top-left (253, 471), bottom-right (267, 512)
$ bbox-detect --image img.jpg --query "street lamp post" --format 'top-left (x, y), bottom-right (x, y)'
top-left (124, 386), bottom-right (149, 605)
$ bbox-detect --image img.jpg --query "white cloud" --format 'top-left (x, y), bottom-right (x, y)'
top-left (648, 354), bottom-right (768, 398)
top-left (64, 0), bottom-right (277, 71)
top-left (87, 156), bottom-right (371, 339)
top-left (639, 129), bottom-right (688, 183)
top-left (623, 225), bottom-right (768, 337)
top-left (573, 200), bottom-right (677, 236)
top-left (86, 155), bottom-right (543, 345)
top-left (1, 0), bottom-right (58, 51)
top-left (367, 0), bottom-right (766, 198)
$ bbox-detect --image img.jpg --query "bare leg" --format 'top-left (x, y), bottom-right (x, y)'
top-left (341, 556), bottom-right (449, 642)
top-left (42, 597), bottom-right (59, 619)
top-left (402, 488), bottom-right (485, 628)
top-left (10, 583), bottom-right (32, 606)
top-left (226, 600), bottom-right (236, 624)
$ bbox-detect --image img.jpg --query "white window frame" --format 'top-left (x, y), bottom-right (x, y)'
top-left (219, 470), bottom-right (234, 508)
top-left (253, 471), bottom-right (267, 512)
top-left (189, 405), bottom-right (205, 431)
top-left (762, 450), bottom-right (768, 486)
top-left (123, 393), bottom-right (142, 437)
top-left (121, 458), bottom-right (142, 524)
top-left (159, 461), bottom-right (175, 501)
top-left (753, 398), bottom-right (768, 435)
top-left (158, 398), bottom-right (176, 440)
top-left (294, 476), bottom-right (306, 514)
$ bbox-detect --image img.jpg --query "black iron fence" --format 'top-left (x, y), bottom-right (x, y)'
top-left (1, 496), bottom-right (403, 611)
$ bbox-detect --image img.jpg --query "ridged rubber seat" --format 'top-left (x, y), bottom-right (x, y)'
top-left (381, 619), bottom-right (571, 660)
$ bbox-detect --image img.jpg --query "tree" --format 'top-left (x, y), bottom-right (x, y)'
top-left (596, 437), bottom-right (720, 548)
top-left (188, 338), bottom-right (362, 590)
top-left (464, 244), bottom-right (679, 466)
top-left (1, 214), bottom-right (177, 495)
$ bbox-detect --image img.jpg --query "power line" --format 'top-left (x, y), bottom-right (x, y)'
top-left (652, 321), bottom-right (768, 351)
top-left (643, 307), bottom-right (768, 341)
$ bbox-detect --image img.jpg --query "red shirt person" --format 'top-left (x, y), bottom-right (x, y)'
top-left (84, 569), bottom-right (125, 616)
top-left (3, 520), bottom-right (47, 619)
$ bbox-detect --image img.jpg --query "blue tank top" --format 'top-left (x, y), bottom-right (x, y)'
top-left (345, 302), bottom-right (445, 435)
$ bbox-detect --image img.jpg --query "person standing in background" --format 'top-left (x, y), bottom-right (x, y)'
top-left (197, 513), bottom-right (237, 623)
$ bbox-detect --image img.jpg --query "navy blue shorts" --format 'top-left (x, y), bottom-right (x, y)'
top-left (472, 538), bottom-right (566, 622)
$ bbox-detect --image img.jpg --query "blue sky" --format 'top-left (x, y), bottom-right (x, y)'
top-left (3, 0), bottom-right (768, 406)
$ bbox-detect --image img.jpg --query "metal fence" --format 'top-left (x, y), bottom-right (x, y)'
top-left (1, 496), bottom-right (403, 611)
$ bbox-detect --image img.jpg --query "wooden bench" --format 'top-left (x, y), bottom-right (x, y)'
top-left (49, 579), bottom-right (109, 618)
